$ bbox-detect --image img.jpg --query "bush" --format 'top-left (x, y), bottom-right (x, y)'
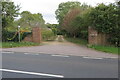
top-left (41, 28), bottom-right (56, 41)
top-left (2, 30), bottom-right (32, 42)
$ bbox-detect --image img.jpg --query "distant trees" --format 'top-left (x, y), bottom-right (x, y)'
top-left (46, 23), bottom-right (59, 35)
top-left (17, 11), bottom-right (45, 31)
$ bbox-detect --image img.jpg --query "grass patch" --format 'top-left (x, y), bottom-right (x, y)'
top-left (0, 42), bottom-right (40, 48)
top-left (65, 37), bottom-right (118, 54)
top-left (65, 37), bottom-right (88, 46)
top-left (88, 45), bottom-right (119, 55)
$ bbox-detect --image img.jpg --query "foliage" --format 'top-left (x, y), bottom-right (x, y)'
top-left (59, 3), bottom-right (91, 38)
top-left (1, 42), bottom-right (40, 48)
top-left (2, 1), bottom-right (20, 41)
top-left (65, 37), bottom-right (88, 46)
top-left (41, 28), bottom-right (56, 41)
top-left (89, 4), bottom-right (118, 33)
top-left (55, 1), bottom-right (81, 25)
top-left (62, 8), bottom-right (81, 37)
top-left (89, 3), bottom-right (120, 46)
top-left (46, 23), bottom-right (59, 35)
top-left (17, 11), bottom-right (45, 30)
top-left (88, 45), bottom-right (119, 54)
top-left (2, 30), bottom-right (32, 42)
top-left (2, 30), bottom-right (18, 42)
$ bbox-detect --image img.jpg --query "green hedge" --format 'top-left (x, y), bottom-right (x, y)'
top-left (41, 28), bottom-right (56, 41)
top-left (2, 30), bottom-right (32, 42)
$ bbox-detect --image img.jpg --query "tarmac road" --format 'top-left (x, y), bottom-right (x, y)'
top-left (1, 51), bottom-right (118, 78)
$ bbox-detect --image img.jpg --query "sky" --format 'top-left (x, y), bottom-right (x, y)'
top-left (12, 0), bottom-right (115, 24)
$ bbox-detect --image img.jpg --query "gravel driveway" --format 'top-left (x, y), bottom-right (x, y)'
top-left (2, 36), bottom-right (118, 58)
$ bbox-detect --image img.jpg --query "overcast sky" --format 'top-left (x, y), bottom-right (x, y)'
top-left (12, 0), bottom-right (115, 24)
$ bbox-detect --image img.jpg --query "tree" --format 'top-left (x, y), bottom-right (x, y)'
top-left (89, 3), bottom-right (120, 45)
top-left (46, 23), bottom-right (59, 35)
top-left (55, 1), bottom-right (81, 25)
top-left (61, 3), bottom-right (91, 38)
top-left (2, 1), bottom-right (20, 29)
top-left (17, 11), bottom-right (45, 30)
top-left (2, 1), bottom-right (20, 41)
top-left (70, 8), bottom-right (91, 39)
top-left (62, 8), bottom-right (81, 37)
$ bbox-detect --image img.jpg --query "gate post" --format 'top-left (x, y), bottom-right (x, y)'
top-left (32, 27), bottom-right (42, 43)
top-left (88, 26), bottom-right (98, 45)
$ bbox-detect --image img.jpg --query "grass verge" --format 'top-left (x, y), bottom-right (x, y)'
top-left (88, 45), bottom-right (119, 55)
top-left (65, 37), bottom-right (88, 46)
top-left (0, 42), bottom-right (40, 48)
top-left (65, 37), bottom-right (118, 54)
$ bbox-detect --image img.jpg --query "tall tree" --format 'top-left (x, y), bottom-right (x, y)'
top-left (61, 3), bottom-right (90, 38)
top-left (2, 1), bottom-right (20, 41)
top-left (89, 3), bottom-right (120, 45)
top-left (2, 1), bottom-right (20, 29)
top-left (62, 8), bottom-right (81, 37)
top-left (55, 1), bottom-right (81, 25)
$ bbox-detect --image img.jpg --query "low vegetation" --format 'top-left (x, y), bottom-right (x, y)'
top-left (65, 37), bottom-right (88, 46)
top-left (41, 28), bottom-right (57, 41)
top-left (88, 45), bottom-right (119, 55)
top-left (0, 42), bottom-right (40, 48)
top-left (65, 37), bottom-right (118, 54)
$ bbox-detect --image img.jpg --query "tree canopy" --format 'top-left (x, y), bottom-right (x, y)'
top-left (2, 1), bottom-right (20, 30)
top-left (55, 1), bottom-right (81, 25)
top-left (17, 11), bottom-right (45, 30)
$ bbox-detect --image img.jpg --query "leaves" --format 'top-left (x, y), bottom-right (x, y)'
top-left (55, 1), bottom-right (81, 25)
top-left (17, 11), bottom-right (45, 30)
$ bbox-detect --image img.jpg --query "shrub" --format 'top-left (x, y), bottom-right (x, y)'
top-left (41, 28), bottom-right (56, 41)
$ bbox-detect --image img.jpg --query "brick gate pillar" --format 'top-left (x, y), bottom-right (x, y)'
top-left (32, 27), bottom-right (42, 43)
top-left (88, 27), bottom-right (98, 45)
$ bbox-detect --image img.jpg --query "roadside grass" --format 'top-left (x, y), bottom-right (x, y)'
top-left (0, 42), bottom-right (40, 48)
top-left (65, 37), bottom-right (88, 46)
top-left (88, 45), bottom-right (119, 55)
top-left (65, 37), bottom-right (118, 54)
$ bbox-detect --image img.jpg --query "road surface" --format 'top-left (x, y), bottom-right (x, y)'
top-left (1, 51), bottom-right (118, 78)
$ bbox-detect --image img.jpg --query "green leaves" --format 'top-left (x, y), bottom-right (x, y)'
top-left (18, 11), bottom-right (45, 30)
top-left (89, 3), bottom-right (118, 33)
top-left (89, 3), bottom-right (120, 45)
top-left (55, 1), bottom-right (81, 24)
top-left (2, 2), bottom-right (20, 41)
top-left (2, 2), bottom-right (20, 29)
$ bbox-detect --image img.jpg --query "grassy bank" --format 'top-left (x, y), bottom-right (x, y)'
top-left (88, 45), bottom-right (119, 55)
top-left (0, 42), bottom-right (40, 48)
top-left (65, 37), bottom-right (118, 54)
top-left (65, 37), bottom-right (88, 46)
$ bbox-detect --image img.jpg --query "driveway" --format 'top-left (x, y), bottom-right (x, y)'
top-left (2, 36), bottom-right (118, 59)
